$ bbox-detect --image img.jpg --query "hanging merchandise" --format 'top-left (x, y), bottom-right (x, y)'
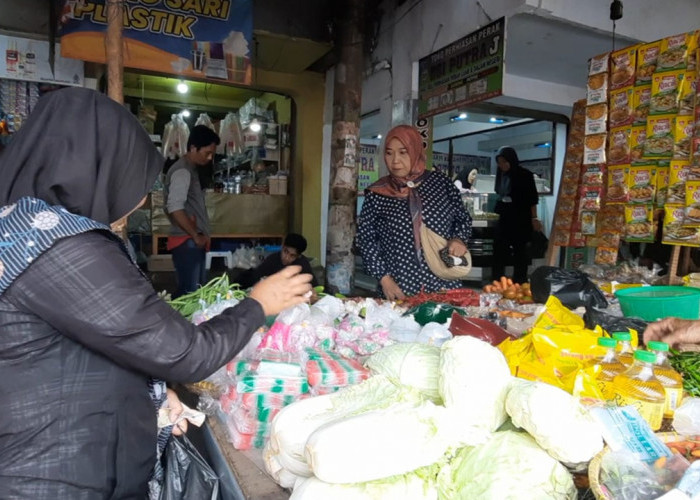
top-left (162, 114), bottom-right (189, 160)
top-left (218, 112), bottom-right (244, 156)
top-left (195, 113), bottom-right (216, 132)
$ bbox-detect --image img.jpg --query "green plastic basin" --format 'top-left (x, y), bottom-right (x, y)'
top-left (615, 286), bottom-right (700, 321)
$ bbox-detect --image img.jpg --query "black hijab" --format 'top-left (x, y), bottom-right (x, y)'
top-left (495, 146), bottom-right (521, 197)
top-left (0, 87), bottom-right (163, 224)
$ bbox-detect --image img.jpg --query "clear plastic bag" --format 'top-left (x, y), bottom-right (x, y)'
top-left (673, 398), bottom-right (700, 435)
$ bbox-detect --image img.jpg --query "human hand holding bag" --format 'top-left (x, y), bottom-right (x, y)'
top-left (420, 224), bottom-right (472, 280)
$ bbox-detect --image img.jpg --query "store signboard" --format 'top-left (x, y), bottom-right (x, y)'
top-left (358, 143), bottom-right (380, 192)
top-left (418, 17), bottom-right (506, 119)
top-left (59, 0), bottom-right (252, 85)
top-left (0, 35), bottom-right (84, 86)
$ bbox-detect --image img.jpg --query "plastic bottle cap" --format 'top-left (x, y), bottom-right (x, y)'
top-left (598, 337), bottom-right (618, 348)
top-left (634, 350), bottom-right (657, 363)
top-left (647, 341), bottom-right (669, 352)
top-left (612, 332), bottom-right (632, 341)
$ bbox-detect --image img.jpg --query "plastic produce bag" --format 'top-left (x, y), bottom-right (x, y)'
top-left (417, 322), bottom-right (452, 346)
top-left (389, 316), bottom-right (421, 343)
top-left (405, 301), bottom-right (465, 326)
top-left (530, 266), bottom-right (608, 309)
top-left (160, 435), bottom-right (219, 500)
top-left (448, 312), bottom-right (513, 346)
top-left (673, 398), bottom-right (700, 435)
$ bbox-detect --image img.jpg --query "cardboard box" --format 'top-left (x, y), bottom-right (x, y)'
top-left (269, 176), bottom-right (288, 195)
top-left (148, 255), bottom-right (174, 272)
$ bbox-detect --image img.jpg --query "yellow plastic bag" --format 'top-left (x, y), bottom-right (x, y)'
top-left (533, 296), bottom-right (584, 330)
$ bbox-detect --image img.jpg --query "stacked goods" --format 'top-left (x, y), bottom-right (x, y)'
top-left (481, 276), bottom-right (533, 301)
top-left (222, 354), bottom-right (310, 450)
top-left (551, 99), bottom-right (586, 247)
top-left (303, 348), bottom-right (370, 395)
top-left (554, 29), bottom-right (700, 263)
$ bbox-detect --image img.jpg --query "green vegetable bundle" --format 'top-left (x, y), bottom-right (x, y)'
top-left (167, 273), bottom-right (246, 320)
top-left (669, 350), bottom-right (700, 397)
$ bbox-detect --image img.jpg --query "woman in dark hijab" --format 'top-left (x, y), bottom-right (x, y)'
top-left (0, 88), bottom-right (312, 498)
top-left (492, 146), bottom-right (541, 284)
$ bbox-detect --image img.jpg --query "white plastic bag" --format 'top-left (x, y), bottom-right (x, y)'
top-left (417, 322), bottom-right (453, 346)
top-left (389, 316), bottom-right (421, 343)
top-left (673, 398), bottom-right (700, 435)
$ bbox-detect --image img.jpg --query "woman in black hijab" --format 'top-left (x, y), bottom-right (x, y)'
top-left (492, 146), bottom-right (541, 284)
top-left (0, 88), bottom-right (312, 498)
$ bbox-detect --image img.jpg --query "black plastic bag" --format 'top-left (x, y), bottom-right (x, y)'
top-left (160, 435), bottom-right (219, 500)
top-left (584, 307), bottom-right (648, 333)
top-left (530, 266), bottom-right (608, 310)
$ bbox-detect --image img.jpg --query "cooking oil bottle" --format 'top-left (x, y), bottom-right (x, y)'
top-left (612, 350), bottom-right (666, 431)
top-left (647, 341), bottom-right (684, 418)
top-left (592, 337), bottom-right (627, 400)
top-left (612, 331), bottom-right (635, 366)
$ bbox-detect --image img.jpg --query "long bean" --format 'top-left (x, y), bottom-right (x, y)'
top-left (167, 273), bottom-right (247, 320)
top-left (669, 350), bottom-right (700, 397)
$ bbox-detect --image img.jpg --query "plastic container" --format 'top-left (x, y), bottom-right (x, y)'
top-left (592, 337), bottom-right (627, 400)
top-left (612, 331), bottom-right (635, 367)
top-left (615, 286), bottom-right (700, 321)
top-left (647, 341), bottom-right (685, 418)
top-left (612, 350), bottom-right (666, 431)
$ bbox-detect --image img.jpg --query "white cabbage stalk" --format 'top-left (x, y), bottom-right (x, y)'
top-left (365, 343), bottom-right (442, 403)
top-left (505, 379), bottom-right (604, 465)
top-left (305, 401), bottom-right (454, 484)
top-left (437, 431), bottom-right (577, 500)
top-left (290, 475), bottom-right (438, 500)
top-left (267, 375), bottom-right (418, 478)
top-left (438, 336), bottom-right (512, 443)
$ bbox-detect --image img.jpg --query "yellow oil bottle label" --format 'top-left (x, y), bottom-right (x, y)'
top-left (615, 394), bottom-right (664, 430)
top-left (598, 380), bottom-right (616, 401)
top-left (663, 387), bottom-right (684, 416)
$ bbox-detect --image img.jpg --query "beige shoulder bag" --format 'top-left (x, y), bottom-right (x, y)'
top-left (420, 224), bottom-right (472, 280)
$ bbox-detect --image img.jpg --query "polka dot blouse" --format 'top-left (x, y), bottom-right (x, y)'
top-left (357, 170), bottom-right (473, 297)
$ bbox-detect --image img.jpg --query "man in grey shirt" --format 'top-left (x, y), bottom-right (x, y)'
top-left (164, 125), bottom-right (220, 297)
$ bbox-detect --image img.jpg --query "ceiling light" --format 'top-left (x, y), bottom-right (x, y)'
top-left (176, 80), bottom-right (189, 94)
top-left (458, 112), bottom-right (468, 119)
top-left (535, 142), bottom-right (551, 148)
top-left (250, 119), bottom-right (262, 132)
top-left (489, 116), bottom-right (507, 124)
top-left (374, 134), bottom-right (382, 139)
top-left (181, 109), bottom-right (190, 118)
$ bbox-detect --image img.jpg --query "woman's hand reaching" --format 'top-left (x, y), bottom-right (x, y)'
top-left (380, 275), bottom-right (405, 301)
top-left (447, 238), bottom-right (468, 257)
top-left (249, 265), bottom-right (313, 316)
top-left (166, 388), bottom-right (188, 436)
top-left (644, 317), bottom-right (700, 346)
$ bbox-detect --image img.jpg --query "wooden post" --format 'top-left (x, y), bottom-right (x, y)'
top-left (325, 0), bottom-right (364, 295)
top-left (105, 0), bottom-right (124, 105)
top-left (105, 0), bottom-right (128, 239)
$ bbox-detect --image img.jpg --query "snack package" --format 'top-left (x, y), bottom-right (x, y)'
top-left (645, 114), bottom-right (676, 159)
top-left (663, 204), bottom-right (700, 246)
top-left (582, 164), bottom-right (605, 185)
top-left (581, 211), bottom-right (597, 235)
top-left (595, 246), bottom-right (619, 266)
top-left (656, 162), bottom-right (670, 206)
top-left (585, 103), bottom-right (608, 135)
top-left (562, 162), bottom-right (583, 183)
top-left (552, 228), bottom-right (570, 247)
top-left (628, 164), bottom-right (657, 204)
top-left (579, 186), bottom-right (603, 212)
top-left (675, 115), bottom-right (694, 160)
top-left (584, 133), bottom-right (607, 165)
top-left (685, 180), bottom-right (700, 227)
top-left (668, 160), bottom-right (690, 203)
top-left (609, 87), bottom-right (634, 128)
top-left (608, 126), bottom-right (632, 165)
top-left (559, 181), bottom-right (579, 200)
top-left (633, 85), bottom-right (652, 126)
top-left (587, 72), bottom-right (609, 105)
top-left (589, 52), bottom-right (610, 76)
top-left (598, 204), bottom-right (626, 232)
top-left (625, 204), bottom-right (655, 242)
top-left (588, 230), bottom-right (621, 249)
top-left (658, 32), bottom-right (692, 72)
top-left (650, 71), bottom-right (685, 115)
top-left (611, 46), bottom-right (637, 90)
top-left (678, 70), bottom-right (697, 115)
top-left (636, 41), bottom-right (661, 86)
top-left (569, 220), bottom-right (587, 247)
top-left (630, 126), bottom-right (647, 163)
top-left (607, 164), bottom-right (630, 203)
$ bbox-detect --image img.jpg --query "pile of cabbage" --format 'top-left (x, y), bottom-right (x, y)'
top-left (264, 336), bottom-right (604, 499)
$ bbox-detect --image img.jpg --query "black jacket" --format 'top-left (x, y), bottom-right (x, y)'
top-left (0, 231), bottom-right (264, 498)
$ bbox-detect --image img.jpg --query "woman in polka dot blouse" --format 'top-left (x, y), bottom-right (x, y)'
top-left (357, 125), bottom-right (472, 299)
